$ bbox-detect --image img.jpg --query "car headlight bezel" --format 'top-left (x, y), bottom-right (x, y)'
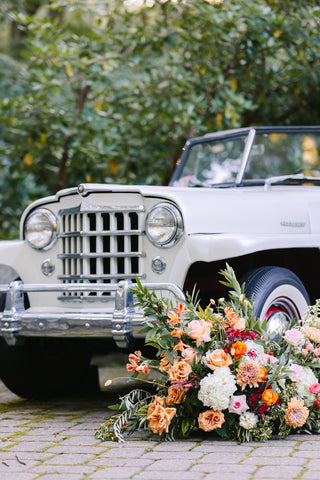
top-left (24, 208), bottom-right (58, 250)
top-left (145, 202), bottom-right (184, 248)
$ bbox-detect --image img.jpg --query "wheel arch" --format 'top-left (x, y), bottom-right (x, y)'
top-left (183, 247), bottom-right (320, 305)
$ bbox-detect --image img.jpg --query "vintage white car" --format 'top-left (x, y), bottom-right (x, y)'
top-left (1, 126), bottom-right (320, 397)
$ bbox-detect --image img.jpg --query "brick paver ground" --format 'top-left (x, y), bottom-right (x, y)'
top-left (1, 377), bottom-right (320, 480)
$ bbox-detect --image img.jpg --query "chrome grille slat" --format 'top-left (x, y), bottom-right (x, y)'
top-left (58, 204), bottom-right (145, 301)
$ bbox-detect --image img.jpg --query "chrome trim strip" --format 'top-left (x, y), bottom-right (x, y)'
top-left (58, 274), bottom-right (145, 280)
top-left (58, 229), bottom-right (144, 238)
top-left (58, 252), bottom-right (145, 259)
top-left (236, 128), bottom-right (256, 185)
top-left (59, 202), bottom-right (145, 216)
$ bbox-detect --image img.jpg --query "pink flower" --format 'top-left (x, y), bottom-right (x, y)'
top-left (188, 319), bottom-right (211, 347)
top-left (261, 353), bottom-right (278, 365)
top-left (284, 328), bottom-right (304, 346)
top-left (306, 342), bottom-right (313, 351)
top-left (288, 363), bottom-right (304, 381)
top-left (314, 348), bottom-right (320, 356)
top-left (228, 395), bottom-right (249, 415)
top-left (302, 349), bottom-right (308, 356)
top-left (309, 383), bottom-right (320, 394)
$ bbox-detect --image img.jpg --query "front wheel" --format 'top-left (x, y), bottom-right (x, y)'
top-left (242, 266), bottom-right (310, 337)
top-left (0, 338), bottom-right (100, 399)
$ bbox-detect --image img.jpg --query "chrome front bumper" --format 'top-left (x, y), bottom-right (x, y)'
top-left (0, 281), bottom-right (185, 347)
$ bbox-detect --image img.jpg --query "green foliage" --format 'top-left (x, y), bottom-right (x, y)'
top-left (1, 0), bottom-right (320, 238)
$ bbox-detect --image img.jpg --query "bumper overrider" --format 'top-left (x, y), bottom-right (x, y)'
top-left (0, 281), bottom-right (185, 348)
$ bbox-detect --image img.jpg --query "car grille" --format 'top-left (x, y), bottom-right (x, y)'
top-left (57, 202), bottom-right (145, 301)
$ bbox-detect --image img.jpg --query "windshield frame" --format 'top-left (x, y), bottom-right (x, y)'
top-left (170, 126), bottom-right (320, 187)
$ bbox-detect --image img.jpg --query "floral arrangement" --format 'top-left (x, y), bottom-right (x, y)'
top-left (96, 265), bottom-right (320, 443)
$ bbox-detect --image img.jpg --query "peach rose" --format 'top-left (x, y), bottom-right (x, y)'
top-left (147, 400), bottom-right (176, 435)
top-left (169, 359), bottom-right (192, 382)
top-left (182, 347), bottom-right (201, 364)
top-left (166, 386), bottom-right (187, 405)
top-left (204, 349), bottom-right (232, 370)
top-left (226, 316), bottom-right (246, 331)
top-left (159, 353), bottom-right (172, 373)
top-left (147, 395), bottom-right (166, 416)
top-left (188, 319), bottom-right (211, 347)
top-left (198, 410), bottom-right (225, 432)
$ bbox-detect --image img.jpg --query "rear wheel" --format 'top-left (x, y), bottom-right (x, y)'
top-left (242, 266), bottom-right (310, 337)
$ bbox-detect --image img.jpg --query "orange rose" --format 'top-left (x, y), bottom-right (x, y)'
top-left (198, 410), bottom-right (225, 432)
top-left (231, 341), bottom-right (247, 359)
top-left (166, 386), bottom-right (187, 405)
top-left (205, 349), bottom-right (232, 370)
top-left (168, 359), bottom-right (192, 382)
top-left (147, 399), bottom-right (176, 435)
top-left (262, 389), bottom-right (279, 407)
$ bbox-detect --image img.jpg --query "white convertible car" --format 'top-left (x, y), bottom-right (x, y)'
top-left (1, 126), bottom-right (320, 397)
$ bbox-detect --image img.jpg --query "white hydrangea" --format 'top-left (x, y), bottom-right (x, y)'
top-left (239, 412), bottom-right (259, 430)
top-left (295, 366), bottom-right (318, 407)
top-left (198, 367), bottom-right (237, 411)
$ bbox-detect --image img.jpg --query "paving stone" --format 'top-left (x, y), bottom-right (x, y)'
top-left (142, 450), bottom-right (201, 460)
top-left (45, 453), bottom-right (94, 464)
top-left (133, 472), bottom-right (202, 480)
top-left (248, 446), bottom-right (295, 456)
top-left (8, 441), bottom-right (56, 452)
top-left (253, 465), bottom-right (304, 478)
top-left (46, 445), bottom-right (110, 454)
top-left (36, 475), bottom-right (84, 479)
top-left (89, 457), bottom-right (153, 468)
top-left (30, 464), bottom-right (97, 475)
top-left (143, 458), bottom-right (194, 471)
top-left (241, 456), bottom-right (307, 466)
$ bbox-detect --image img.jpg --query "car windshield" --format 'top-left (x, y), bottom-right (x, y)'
top-left (173, 130), bottom-right (320, 187)
top-left (244, 132), bottom-right (320, 181)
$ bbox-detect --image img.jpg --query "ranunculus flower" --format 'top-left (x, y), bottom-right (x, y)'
top-left (188, 319), bottom-right (211, 347)
top-left (198, 410), bottom-right (225, 432)
top-left (231, 341), bottom-right (247, 359)
top-left (204, 349), bottom-right (232, 370)
top-left (166, 386), bottom-right (187, 405)
top-left (261, 389), bottom-right (279, 407)
top-left (284, 328), bottom-right (304, 346)
top-left (309, 383), bottom-right (320, 394)
top-left (168, 359), bottom-right (192, 382)
top-left (228, 395), bottom-right (249, 415)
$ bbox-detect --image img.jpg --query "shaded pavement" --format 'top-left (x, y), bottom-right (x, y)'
top-left (0, 368), bottom-right (320, 480)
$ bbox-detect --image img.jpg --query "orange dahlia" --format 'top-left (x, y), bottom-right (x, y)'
top-left (285, 397), bottom-right (309, 428)
top-left (236, 361), bottom-right (262, 390)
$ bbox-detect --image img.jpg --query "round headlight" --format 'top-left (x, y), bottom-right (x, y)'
top-left (146, 202), bottom-right (183, 247)
top-left (24, 208), bottom-right (58, 250)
